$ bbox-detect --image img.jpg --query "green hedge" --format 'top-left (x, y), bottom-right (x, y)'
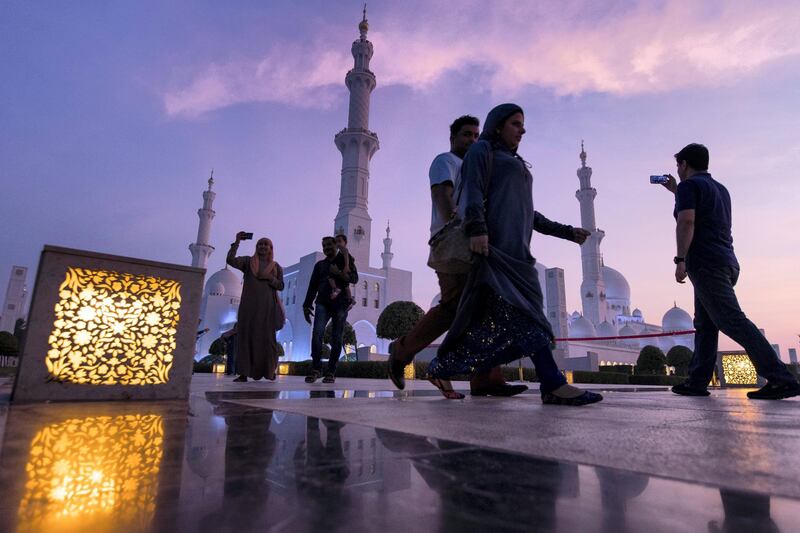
top-left (598, 365), bottom-right (634, 375)
top-left (255, 360), bottom-right (538, 381)
top-left (629, 374), bottom-right (686, 386)
top-left (572, 371), bottom-right (630, 384)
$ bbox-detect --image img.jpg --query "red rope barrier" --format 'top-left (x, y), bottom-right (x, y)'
top-left (555, 329), bottom-right (696, 342)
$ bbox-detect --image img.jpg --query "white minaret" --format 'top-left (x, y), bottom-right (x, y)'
top-left (0, 266), bottom-right (27, 333)
top-left (189, 172), bottom-right (216, 270)
top-left (333, 7), bottom-right (380, 268)
top-left (576, 142), bottom-right (608, 325)
top-left (381, 221), bottom-right (393, 270)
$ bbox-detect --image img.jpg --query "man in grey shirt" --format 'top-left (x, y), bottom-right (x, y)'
top-left (387, 115), bottom-right (527, 397)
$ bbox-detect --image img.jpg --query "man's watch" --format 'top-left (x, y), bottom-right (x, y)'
top-left (673, 256), bottom-right (685, 265)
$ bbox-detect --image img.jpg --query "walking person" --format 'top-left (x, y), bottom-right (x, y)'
top-left (662, 143), bottom-right (800, 399)
top-left (227, 233), bottom-right (285, 382)
top-left (387, 115), bottom-right (526, 398)
top-left (303, 236), bottom-right (359, 384)
top-left (426, 103), bottom-right (602, 406)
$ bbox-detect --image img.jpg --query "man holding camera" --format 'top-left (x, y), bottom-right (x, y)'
top-left (663, 143), bottom-right (799, 399)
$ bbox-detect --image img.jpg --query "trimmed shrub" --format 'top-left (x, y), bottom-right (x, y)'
top-left (629, 374), bottom-right (686, 386)
top-left (209, 337), bottom-right (226, 357)
top-left (666, 345), bottom-right (693, 376)
top-left (572, 371), bottom-right (629, 385)
top-left (0, 331), bottom-right (19, 356)
top-left (500, 365), bottom-right (538, 382)
top-left (324, 321), bottom-right (356, 347)
top-left (636, 345), bottom-right (667, 375)
top-left (377, 301), bottom-right (424, 340)
top-left (599, 365), bottom-right (634, 375)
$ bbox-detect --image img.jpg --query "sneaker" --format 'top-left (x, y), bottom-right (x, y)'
top-left (541, 390), bottom-right (603, 406)
top-left (305, 370), bottom-right (321, 384)
top-left (671, 383), bottom-right (711, 396)
top-left (387, 342), bottom-right (406, 390)
top-left (322, 373), bottom-right (336, 384)
top-left (747, 381), bottom-right (800, 400)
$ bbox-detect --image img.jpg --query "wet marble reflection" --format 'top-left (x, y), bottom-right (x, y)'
top-left (0, 390), bottom-right (798, 532)
top-left (0, 403), bottom-right (186, 533)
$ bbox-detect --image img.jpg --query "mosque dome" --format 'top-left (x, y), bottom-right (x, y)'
top-left (596, 321), bottom-right (618, 338)
top-left (601, 265), bottom-right (631, 302)
top-left (632, 308), bottom-right (643, 318)
top-left (205, 268), bottom-right (242, 298)
top-left (209, 282), bottom-right (225, 296)
top-left (569, 315), bottom-right (597, 338)
top-left (618, 324), bottom-right (639, 346)
top-left (662, 305), bottom-right (693, 331)
top-left (571, 311), bottom-right (582, 319)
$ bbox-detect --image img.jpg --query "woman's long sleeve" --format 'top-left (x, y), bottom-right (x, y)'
top-left (226, 243), bottom-right (248, 272)
top-left (268, 265), bottom-right (285, 291)
top-left (533, 211), bottom-right (575, 241)
top-left (462, 141), bottom-right (492, 237)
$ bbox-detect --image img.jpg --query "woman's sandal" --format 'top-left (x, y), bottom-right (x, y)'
top-left (541, 390), bottom-right (603, 406)
top-left (428, 377), bottom-right (465, 400)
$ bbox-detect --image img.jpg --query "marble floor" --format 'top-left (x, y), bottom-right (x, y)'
top-left (0, 374), bottom-right (798, 532)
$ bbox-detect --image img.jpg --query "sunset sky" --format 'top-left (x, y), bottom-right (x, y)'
top-left (2, 0), bottom-right (799, 357)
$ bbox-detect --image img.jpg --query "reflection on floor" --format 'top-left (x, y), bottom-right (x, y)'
top-left (0, 377), bottom-right (796, 532)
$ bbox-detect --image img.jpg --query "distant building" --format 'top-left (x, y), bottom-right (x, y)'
top-left (0, 266), bottom-right (27, 333)
top-left (195, 12), bottom-right (412, 359)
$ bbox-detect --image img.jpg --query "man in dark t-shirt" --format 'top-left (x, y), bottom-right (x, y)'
top-left (303, 236), bottom-right (359, 384)
top-left (663, 143), bottom-right (798, 400)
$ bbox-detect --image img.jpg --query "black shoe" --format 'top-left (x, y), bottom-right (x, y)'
top-left (387, 342), bottom-right (406, 390)
top-left (233, 375), bottom-right (247, 383)
top-left (305, 370), bottom-right (321, 384)
top-left (747, 381), bottom-right (800, 400)
top-left (322, 373), bottom-right (336, 384)
top-left (671, 383), bottom-right (711, 396)
top-left (541, 390), bottom-right (603, 406)
top-left (471, 383), bottom-right (529, 397)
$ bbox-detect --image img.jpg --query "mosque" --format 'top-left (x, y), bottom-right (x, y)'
top-left (553, 143), bottom-right (694, 369)
top-left (192, 12), bottom-right (412, 361)
top-left (188, 12), bottom-right (693, 369)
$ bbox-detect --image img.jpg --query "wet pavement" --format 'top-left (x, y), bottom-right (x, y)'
top-left (0, 375), bottom-right (798, 532)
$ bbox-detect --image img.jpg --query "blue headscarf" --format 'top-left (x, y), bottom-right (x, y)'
top-left (479, 103), bottom-right (524, 144)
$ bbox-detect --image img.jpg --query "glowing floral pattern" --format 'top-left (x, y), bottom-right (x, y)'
top-left (17, 414), bottom-right (164, 533)
top-left (46, 267), bottom-right (181, 385)
top-left (721, 354), bottom-right (758, 385)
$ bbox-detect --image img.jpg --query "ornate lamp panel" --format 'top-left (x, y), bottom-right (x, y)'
top-left (12, 246), bottom-right (204, 402)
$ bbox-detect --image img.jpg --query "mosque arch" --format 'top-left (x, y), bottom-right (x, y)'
top-left (277, 319), bottom-right (294, 356)
top-left (352, 319), bottom-right (378, 352)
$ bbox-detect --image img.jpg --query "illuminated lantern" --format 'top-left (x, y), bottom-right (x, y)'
top-left (716, 351), bottom-right (765, 387)
top-left (12, 246), bottom-right (204, 402)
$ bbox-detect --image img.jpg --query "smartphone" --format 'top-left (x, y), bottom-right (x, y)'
top-left (649, 175), bottom-right (669, 185)
top-left (241, 232), bottom-right (254, 240)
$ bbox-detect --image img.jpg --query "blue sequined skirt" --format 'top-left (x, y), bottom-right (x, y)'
top-left (428, 292), bottom-right (551, 379)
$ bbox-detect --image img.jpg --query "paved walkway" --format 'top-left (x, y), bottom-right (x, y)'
top-left (0, 374), bottom-right (797, 532)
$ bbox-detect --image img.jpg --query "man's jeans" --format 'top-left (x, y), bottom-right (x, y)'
top-left (687, 265), bottom-right (796, 387)
top-left (310, 304), bottom-right (348, 375)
